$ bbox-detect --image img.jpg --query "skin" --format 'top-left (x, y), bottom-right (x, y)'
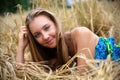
top-left (71, 27), bottom-right (99, 71)
top-left (16, 15), bottom-right (58, 63)
top-left (16, 15), bottom-right (99, 71)
top-left (16, 26), bottom-right (28, 63)
top-left (29, 15), bottom-right (57, 48)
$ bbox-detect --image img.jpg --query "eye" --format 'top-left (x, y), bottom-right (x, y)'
top-left (34, 32), bottom-right (41, 38)
top-left (44, 25), bottom-right (50, 31)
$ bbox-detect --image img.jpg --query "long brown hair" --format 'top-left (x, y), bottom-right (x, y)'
top-left (25, 8), bottom-right (69, 67)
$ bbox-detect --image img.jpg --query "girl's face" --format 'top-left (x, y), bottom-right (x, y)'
top-left (29, 15), bottom-right (57, 48)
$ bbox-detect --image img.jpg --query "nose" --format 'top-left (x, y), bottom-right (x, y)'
top-left (42, 32), bottom-right (49, 40)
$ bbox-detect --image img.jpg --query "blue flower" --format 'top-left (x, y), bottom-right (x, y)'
top-left (95, 37), bottom-right (120, 63)
top-left (108, 37), bottom-right (115, 47)
top-left (94, 38), bottom-right (107, 59)
top-left (97, 42), bottom-right (106, 52)
top-left (112, 45), bottom-right (120, 62)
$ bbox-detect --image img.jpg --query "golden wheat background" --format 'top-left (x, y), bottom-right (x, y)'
top-left (0, 0), bottom-right (120, 80)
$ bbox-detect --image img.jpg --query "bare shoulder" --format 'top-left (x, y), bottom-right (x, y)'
top-left (70, 26), bottom-right (99, 46)
top-left (70, 27), bottom-right (91, 37)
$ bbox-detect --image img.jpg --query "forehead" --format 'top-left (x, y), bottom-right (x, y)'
top-left (35, 15), bottom-right (51, 22)
top-left (29, 15), bottom-right (55, 32)
top-left (30, 15), bottom-right (51, 26)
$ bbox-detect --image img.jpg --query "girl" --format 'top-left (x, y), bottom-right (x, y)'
top-left (16, 8), bottom-right (120, 71)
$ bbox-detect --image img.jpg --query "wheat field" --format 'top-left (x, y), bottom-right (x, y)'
top-left (0, 0), bottom-right (120, 80)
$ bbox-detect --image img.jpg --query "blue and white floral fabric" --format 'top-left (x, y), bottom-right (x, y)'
top-left (94, 37), bottom-right (120, 62)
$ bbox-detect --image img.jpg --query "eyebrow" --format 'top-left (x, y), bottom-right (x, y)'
top-left (33, 24), bottom-right (48, 35)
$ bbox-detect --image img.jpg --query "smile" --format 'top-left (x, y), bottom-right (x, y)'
top-left (46, 39), bottom-right (54, 45)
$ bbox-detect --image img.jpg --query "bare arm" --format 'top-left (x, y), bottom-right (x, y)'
top-left (71, 27), bottom-right (99, 71)
top-left (16, 26), bottom-right (28, 63)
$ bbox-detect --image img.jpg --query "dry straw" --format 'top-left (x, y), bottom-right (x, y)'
top-left (0, 51), bottom-right (120, 80)
top-left (0, 0), bottom-right (120, 80)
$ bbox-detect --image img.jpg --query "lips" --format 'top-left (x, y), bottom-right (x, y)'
top-left (46, 39), bottom-right (54, 45)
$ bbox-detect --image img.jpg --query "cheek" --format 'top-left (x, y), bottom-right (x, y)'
top-left (54, 28), bottom-right (58, 36)
top-left (54, 29), bottom-right (57, 34)
top-left (52, 30), bottom-right (57, 38)
top-left (35, 38), bottom-right (43, 45)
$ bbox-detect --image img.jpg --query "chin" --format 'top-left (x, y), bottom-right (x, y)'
top-left (49, 45), bottom-right (56, 48)
top-left (48, 44), bottom-right (57, 48)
